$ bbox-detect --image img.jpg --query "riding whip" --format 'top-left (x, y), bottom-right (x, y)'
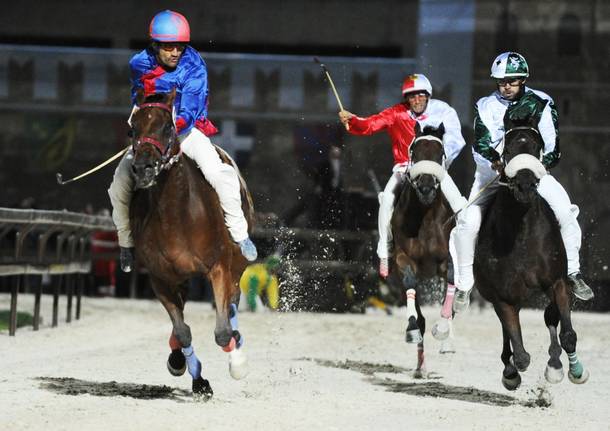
top-left (56, 146), bottom-right (129, 185)
top-left (314, 57), bottom-right (349, 130)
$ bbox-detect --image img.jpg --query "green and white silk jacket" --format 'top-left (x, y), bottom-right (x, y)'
top-left (473, 87), bottom-right (560, 169)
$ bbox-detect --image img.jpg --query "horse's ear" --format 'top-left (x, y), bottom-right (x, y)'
top-left (437, 122), bottom-right (445, 137)
top-left (166, 88), bottom-right (177, 107)
top-left (414, 121), bottom-right (422, 136)
top-left (135, 88), bottom-right (145, 106)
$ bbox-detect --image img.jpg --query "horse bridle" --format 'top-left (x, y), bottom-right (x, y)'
top-left (131, 102), bottom-right (179, 166)
top-left (407, 134), bottom-right (446, 190)
top-left (500, 126), bottom-right (544, 190)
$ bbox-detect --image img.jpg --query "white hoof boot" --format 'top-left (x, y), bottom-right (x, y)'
top-left (544, 364), bottom-right (564, 384)
top-left (229, 348), bottom-right (249, 380)
top-left (431, 318), bottom-right (450, 341)
top-left (568, 368), bottom-right (589, 384)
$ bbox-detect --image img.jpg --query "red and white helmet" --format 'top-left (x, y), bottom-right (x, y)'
top-left (402, 74), bottom-right (432, 97)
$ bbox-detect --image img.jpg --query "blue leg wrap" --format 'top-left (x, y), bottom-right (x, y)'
top-left (182, 345), bottom-right (202, 380)
top-left (567, 352), bottom-right (583, 378)
top-left (229, 303), bottom-right (244, 348)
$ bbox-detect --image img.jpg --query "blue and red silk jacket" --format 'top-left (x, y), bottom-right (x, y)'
top-left (129, 45), bottom-right (218, 136)
top-left (348, 103), bottom-right (417, 165)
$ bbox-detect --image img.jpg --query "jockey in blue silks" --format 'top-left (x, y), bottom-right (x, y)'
top-left (108, 10), bottom-right (257, 272)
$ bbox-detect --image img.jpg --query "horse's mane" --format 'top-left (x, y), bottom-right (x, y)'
top-left (142, 93), bottom-right (170, 104)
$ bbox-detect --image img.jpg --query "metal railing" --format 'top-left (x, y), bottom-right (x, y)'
top-left (0, 207), bottom-right (115, 335)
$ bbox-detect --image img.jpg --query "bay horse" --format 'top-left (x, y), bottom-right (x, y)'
top-left (390, 123), bottom-right (456, 377)
top-left (474, 116), bottom-right (589, 390)
top-left (129, 90), bottom-right (254, 399)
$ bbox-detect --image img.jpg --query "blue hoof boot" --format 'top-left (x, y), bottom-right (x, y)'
top-left (238, 238), bottom-right (258, 261)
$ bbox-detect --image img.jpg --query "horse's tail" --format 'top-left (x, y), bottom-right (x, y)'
top-left (213, 145), bottom-right (256, 226)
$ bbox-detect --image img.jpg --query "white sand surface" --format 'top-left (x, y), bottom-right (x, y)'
top-left (1, 293), bottom-right (608, 431)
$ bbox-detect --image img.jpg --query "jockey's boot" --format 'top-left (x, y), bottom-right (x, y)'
top-left (568, 272), bottom-right (594, 301)
top-left (379, 258), bottom-right (389, 278)
top-left (238, 237), bottom-right (258, 262)
top-left (120, 247), bottom-right (135, 273)
top-left (452, 288), bottom-right (472, 313)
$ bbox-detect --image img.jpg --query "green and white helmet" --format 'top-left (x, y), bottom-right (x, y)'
top-left (490, 52), bottom-right (529, 78)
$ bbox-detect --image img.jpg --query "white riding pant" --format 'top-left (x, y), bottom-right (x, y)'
top-left (450, 166), bottom-right (582, 292)
top-left (377, 164), bottom-right (467, 259)
top-left (108, 127), bottom-right (249, 248)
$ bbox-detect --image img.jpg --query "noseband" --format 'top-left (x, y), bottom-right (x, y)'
top-left (407, 134), bottom-right (446, 191)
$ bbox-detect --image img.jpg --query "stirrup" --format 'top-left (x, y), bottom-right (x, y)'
top-left (452, 288), bottom-right (471, 313)
top-left (568, 272), bottom-right (594, 301)
top-left (120, 247), bottom-right (134, 273)
top-left (238, 238), bottom-right (258, 261)
top-left (379, 258), bottom-right (389, 278)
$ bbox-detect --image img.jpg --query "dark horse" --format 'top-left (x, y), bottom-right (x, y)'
top-left (474, 117), bottom-right (589, 390)
top-left (390, 123), bottom-right (456, 377)
top-left (128, 90), bottom-right (254, 399)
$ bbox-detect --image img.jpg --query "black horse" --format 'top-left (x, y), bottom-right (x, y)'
top-left (390, 123), bottom-right (456, 377)
top-left (474, 117), bottom-right (589, 390)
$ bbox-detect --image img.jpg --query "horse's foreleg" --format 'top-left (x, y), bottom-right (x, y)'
top-left (493, 301), bottom-right (530, 372)
top-left (405, 288), bottom-right (423, 344)
top-left (499, 325), bottom-right (521, 390)
top-left (543, 302), bottom-right (564, 383)
top-left (432, 282), bottom-right (457, 354)
top-left (209, 263), bottom-right (249, 380)
top-left (413, 298), bottom-right (427, 379)
top-left (151, 278), bottom-right (212, 399)
top-left (553, 279), bottom-right (589, 384)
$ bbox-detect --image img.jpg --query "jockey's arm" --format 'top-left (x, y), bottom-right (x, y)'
top-left (343, 107), bottom-right (395, 136)
top-left (441, 107), bottom-right (467, 168)
top-left (539, 101), bottom-right (561, 169)
top-left (175, 65), bottom-right (209, 135)
top-left (473, 103), bottom-right (502, 165)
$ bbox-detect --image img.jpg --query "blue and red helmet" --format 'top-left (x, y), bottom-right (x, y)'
top-left (149, 10), bottom-right (190, 43)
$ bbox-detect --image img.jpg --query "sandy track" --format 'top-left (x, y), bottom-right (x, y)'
top-left (1, 294), bottom-right (609, 430)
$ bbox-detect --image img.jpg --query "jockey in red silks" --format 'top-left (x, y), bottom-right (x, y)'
top-left (108, 10), bottom-right (257, 272)
top-left (339, 74), bottom-right (467, 278)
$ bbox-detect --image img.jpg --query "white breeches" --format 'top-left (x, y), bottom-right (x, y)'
top-left (450, 166), bottom-right (581, 292)
top-left (376, 164), bottom-right (467, 259)
top-left (108, 128), bottom-right (249, 247)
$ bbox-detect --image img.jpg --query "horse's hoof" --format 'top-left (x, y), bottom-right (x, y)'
top-left (568, 368), bottom-right (590, 384)
top-left (431, 319), bottom-right (450, 341)
top-left (167, 349), bottom-right (186, 377)
top-left (229, 348), bottom-right (249, 380)
top-left (544, 364), bottom-right (564, 384)
top-left (405, 328), bottom-right (423, 344)
top-left (413, 367), bottom-right (427, 379)
top-left (502, 372), bottom-right (521, 391)
top-left (439, 339), bottom-right (456, 354)
top-left (192, 377), bottom-right (213, 401)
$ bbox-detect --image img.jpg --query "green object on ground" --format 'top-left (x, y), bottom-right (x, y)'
top-left (0, 310), bottom-right (35, 331)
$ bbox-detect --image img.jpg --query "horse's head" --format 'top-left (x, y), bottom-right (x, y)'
top-left (129, 90), bottom-right (179, 189)
top-left (502, 117), bottom-right (546, 203)
top-left (407, 122), bottom-right (446, 205)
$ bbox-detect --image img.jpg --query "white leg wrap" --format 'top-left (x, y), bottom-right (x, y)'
top-left (538, 175), bottom-right (582, 275)
top-left (180, 128), bottom-right (249, 242)
top-left (108, 150), bottom-right (135, 248)
top-left (440, 173), bottom-right (467, 213)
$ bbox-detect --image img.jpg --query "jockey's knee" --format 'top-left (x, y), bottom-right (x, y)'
top-left (456, 205), bottom-right (482, 234)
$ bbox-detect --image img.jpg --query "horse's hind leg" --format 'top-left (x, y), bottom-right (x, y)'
top-left (209, 262), bottom-right (249, 380)
top-left (543, 302), bottom-right (564, 383)
top-left (150, 277), bottom-right (213, 399)
top-left (553, 279), bottom-right (589, 384)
